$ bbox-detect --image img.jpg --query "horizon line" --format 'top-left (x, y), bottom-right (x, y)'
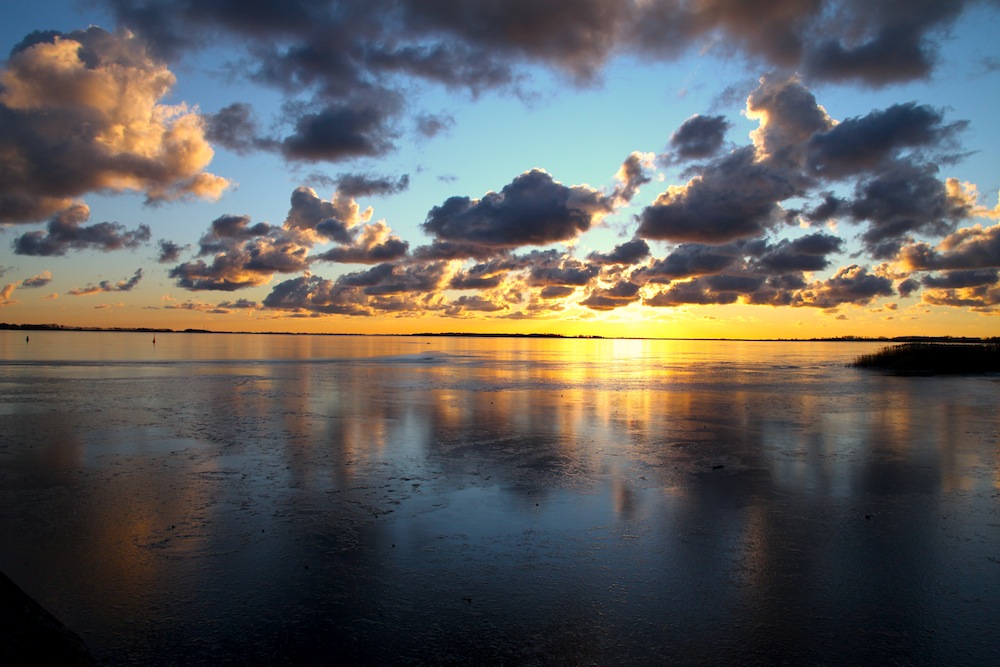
top-left (2, 322), bottom-right (994, 344)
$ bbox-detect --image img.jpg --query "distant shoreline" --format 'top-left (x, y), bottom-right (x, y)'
top-left (2, 322), bottom-right (994, 344)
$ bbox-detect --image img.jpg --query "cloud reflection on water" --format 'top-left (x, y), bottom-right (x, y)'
top-left (0, 332), bottom-right (998, 663)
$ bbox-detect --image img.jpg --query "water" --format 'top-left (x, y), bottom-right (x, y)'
top-left (1, 331), bottom-right (998, 664)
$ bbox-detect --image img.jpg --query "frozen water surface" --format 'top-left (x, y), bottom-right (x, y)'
top-left (1, 331), bottom-right (999, 664)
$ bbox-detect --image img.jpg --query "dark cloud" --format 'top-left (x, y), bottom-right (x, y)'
top-left (750, 232), bottom-right (844, 273)
top-left (13, 204), bottom-right (151, 256)
top-left (581, 281), bottom-right (641, 311)
top-left (897, 277), bottom-right (921, 298)
top-left (169, 255), bottom-right (273, 291)
top-left (587, 239), bottom-right (650, 266)
top-left (448, 257), bottom-right (523, 290)
top-left (791, 264), bottom-right (895, 308)
top-left (280, 101), bottom-right (400, 162)
top-left (0, 27), bottom-right (228, 223)
top-left (20, 271), bottom-right (52, 288)
top-left (157, 240), bottom-right (188, 263)
top-left (845, 163), bottom-right (974, 257)
top-left (539, 285), bottom-right (576, 300)
top-left (262, 259), bottom-right (449, 316)
top-left (638, 75), bottom-right (834, 244)
top-left (89, 0), bottom-right (990, 188)
top-left (332, 173), bottom-right (410, 198)
top-left (445, 294), bottom-right (508, 315)
top-left (634, 243), bottom-right (742, 283)
top-left (189, 213), bottom-right (278, 261)
top-left (104, 0), bottom-right (985, 89)
top-left (263, 275), bottom-right (371, 316)
top-left (169, 205), bottom-right (317, 290)
top-left (527, 256), bottom-right (600, 287)
top-left (68, 268), bottom-right (143, 295)
top-left (802, 0), bottom-right (966, 84)
top-left (205, 103), bottom-right (276, 155)
top-left (422, 169), bottom-right (613, 251)
top-left (807, 103), bottom-right (966, 178)
top-left (665, 115), bottom-right (730, 161)
top-left (356, 262), bottom-right (448, 296)
top-left (922, 269), bottom-right (999, 289)
top-left (637, 147), bottom-right (797, 244)
top-left (412, 240), bottom-right (505, 262)
top-left (644, 278), bottom-right (742, 308)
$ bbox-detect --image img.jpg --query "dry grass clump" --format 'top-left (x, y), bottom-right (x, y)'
top-left (852, 342), bottom-right (1000, 374)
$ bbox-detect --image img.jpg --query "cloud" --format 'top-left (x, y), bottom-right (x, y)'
top-left (163, 297), bottom-right (260, 314)
top-left (788, 264), bottom-right (895, 308)
top-left (665, 115), bottom-right (730, 162)
top-left (280, 101), bottom-right (400, 162)
top-left (923, 287), bottom-right (1000, 310)
top-left (169, 187), bottom-right (400, 290)
top-left (262, 274), bottom-right (377, 316)
top-left (634, 243), bottom-right (743, 283)
top-left (806, 103), bottom-right (966, 178)
top-left (845, 166), bottom-right (975, 258)
top-left (642, 74), bottom-right (976, 258)
top-left (311, 222), bottom-right (410, 264)
top-left (801, 0), bottom-right (966, 84)
top-left (526, 254), bottom-right (600, 287)
top-left (612, 152), bottom-right (653, 204)
top-left (204, 102), bottom-right (275, 155)
top-left (330, 173), bottom-right (410, 198)
top-left (0, 282), bottom-right (19, 306)
top-left (157, 240), bottom-right (188, 264)
top-left (415, 112), bottom-right (456, 138)
top-left (21, 271), bottom-right (53, 288)
top-left (68, 268), bottom-right (143, 296)
top-left (581, 281), bottom-right (641, 311)
top-left (284, 186), bottom-right (372, 243)
top-left (586, 239), bottom-right (650, 266)
top-left (745, 73), bottom-right (834, 167)
top-left (749, 232), bottom-right (844, 273)
top-left (922, 269), bottom-right (999, 289)
top-left (169, 231), bottom-right (310, 291)
top-left (104, 0), bottom-right (984, 91)
top-left (644, 277), bottom-right (743, 308)
top-left (899, 222), bottom-right (1000, 271)
top-left (421, 169), bottom-right (614, 253)
top-left (638, 146), bottom-right (795, 244)
top-left (0, 27), bottom-right (229, 223)
top-left (12, 203), bottom-right (151, 256)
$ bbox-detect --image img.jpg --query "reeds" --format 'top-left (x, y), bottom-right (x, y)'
top-left (851, 342), bottom-right (1000, 374)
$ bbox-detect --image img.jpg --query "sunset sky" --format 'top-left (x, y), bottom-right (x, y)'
top-left (2, 0), bottom-right (999, 338)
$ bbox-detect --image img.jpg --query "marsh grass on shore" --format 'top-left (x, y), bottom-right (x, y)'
top-left (852, 342), bottom-right (1000, 374)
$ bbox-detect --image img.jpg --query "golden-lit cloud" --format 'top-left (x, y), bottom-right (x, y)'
top-left (0, 27), bottom-right (229, 223)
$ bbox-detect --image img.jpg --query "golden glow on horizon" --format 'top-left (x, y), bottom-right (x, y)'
top-left (7, 293), bottom-right (996, 340)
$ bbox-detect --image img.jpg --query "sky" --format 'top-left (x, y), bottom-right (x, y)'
top-left (2, 0), bottom-right (1000, 339)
